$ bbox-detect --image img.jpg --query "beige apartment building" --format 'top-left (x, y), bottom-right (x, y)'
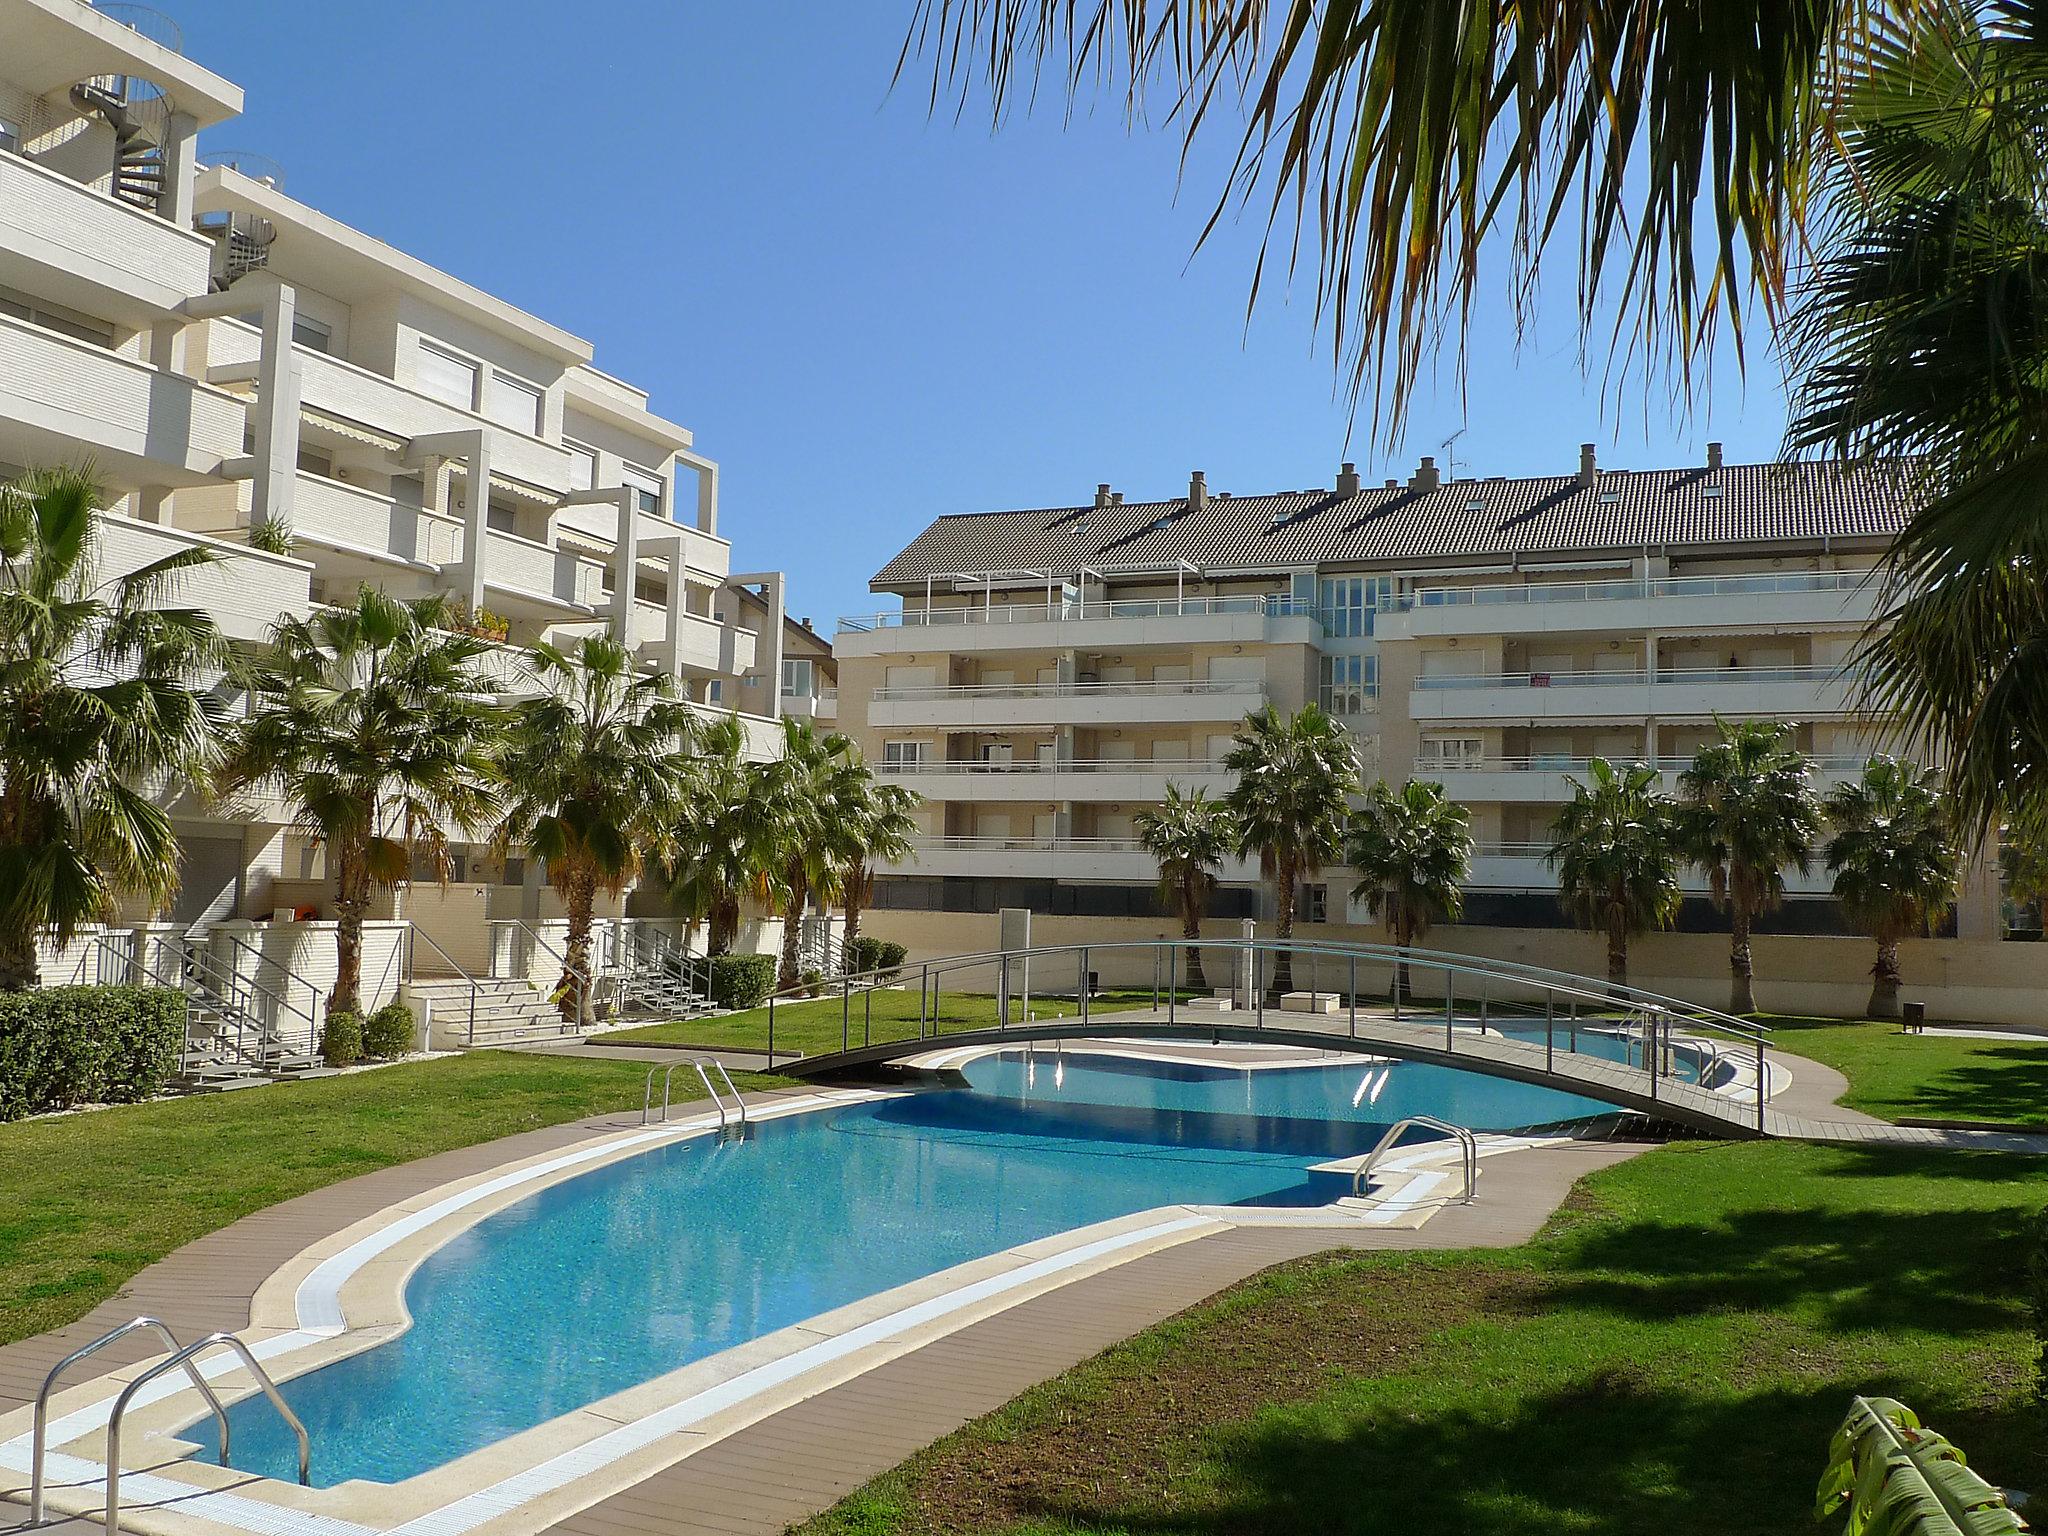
top-left (836, 448), bottom-right (2006, 952)
top-left (0, 0), bottom-right (794, 1046)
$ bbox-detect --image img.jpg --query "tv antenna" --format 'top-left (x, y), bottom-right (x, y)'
top-left (1439, 427), bottom-right (1467, 482)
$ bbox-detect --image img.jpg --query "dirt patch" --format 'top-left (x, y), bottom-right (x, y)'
top-left (855, 1254), bottom-right (1534, 1535)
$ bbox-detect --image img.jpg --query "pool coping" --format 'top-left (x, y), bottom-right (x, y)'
top-left (0, 1056), bottom-right (1515, 1536)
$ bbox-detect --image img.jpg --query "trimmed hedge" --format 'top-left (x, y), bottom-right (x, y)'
top-left (0, 986), bottom-right (185, 1121)
top-left (846, 937), bottom-right (908, 978)
top-left (362, 1002), bottom-right (415, 1060)
top-left (708, 953), bottom-right (776, 1010)
top-left (320, 1009), bottom-right (364, 1067)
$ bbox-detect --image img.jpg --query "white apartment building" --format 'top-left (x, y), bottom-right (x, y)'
top-left (837, 447), bottom-right (2005, 945)
top-left (1, 0), bottom-right (789, 1005)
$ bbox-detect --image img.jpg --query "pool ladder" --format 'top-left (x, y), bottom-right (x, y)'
top-left (642, 1058), bottom-right (749, 1133)
top-left (1351, 1116), bottom-right (1478, 1205)
top-left (27, 1316), bottom-right (310, 1531)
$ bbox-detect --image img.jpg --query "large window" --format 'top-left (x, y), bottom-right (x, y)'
top-left (291, 313), bottom-right (333, 354)
top-left (622, 463), bottom-right (664, 518)
top-left (484, 370), bottom-right (545, 435)
top-left (1417, 735), bottom-right (1484, 770)
top-left (883, 740), bottom-right (926, 768)
top-left (416, 341), bottom-right (479, 410)
top-left (781, 658), bottom-right (815, 698)
top-left (1319, 654), bottom-right (1378, 716)
top-left (1318, 575), bottom-right (1397, 638)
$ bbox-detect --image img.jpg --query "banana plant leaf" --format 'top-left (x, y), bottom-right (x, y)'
top-left (1818, 1398), bottom-right (2026, 1536)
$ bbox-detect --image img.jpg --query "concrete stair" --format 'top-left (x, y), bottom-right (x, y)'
top-left (413, 976), bottom-right (575, 1049)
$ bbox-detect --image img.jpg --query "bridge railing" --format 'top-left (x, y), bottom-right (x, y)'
top-left (757, 936), bottom-right (1771, 1132)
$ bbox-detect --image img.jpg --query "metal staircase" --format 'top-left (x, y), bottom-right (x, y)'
top-left (602, 922), bottom-right (718, 1021)
top-left (68, 71), bottom-right (169, 214)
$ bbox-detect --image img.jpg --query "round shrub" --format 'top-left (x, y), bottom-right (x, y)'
top-left (361, 1001), bottom-right (415, 1059)
top-left (320, 1009), bottom-right (364, 1067)
top-left (708, 953), bottom-right (777, 1010)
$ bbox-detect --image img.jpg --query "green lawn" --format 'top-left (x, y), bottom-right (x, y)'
top-left (1763, 1016), bottom-right (2048, 1126)
top-left (0, 1050), bottom-right (783, 1349)
top-left (802, 1139), bottom-right (2048, 1536)
top-left (610, 988), bottom-right (1182, 1057)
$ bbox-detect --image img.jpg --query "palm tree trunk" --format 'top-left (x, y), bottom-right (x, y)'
top-left (561, 873), bottom-right (596, 1025)
top-left (709, 896), bottom-right (737, 957)
top-left (841, 863), bottom-right (866, 969)
top-left (1394, 912), bottom-right (1414, 1007)
top-left (1729, 903), bottom-right (1757, 1015)
top-left (1181, 903), bottom-right (1207, 994)
top-left (1607, 916), bottom-right (1629, 990)
top-left (329, 844), bottom-right (367, 1017)
top-left (1269, 854), bottom-right (1296, 999)
top-left (777, 872), bottom-right (808, 991)
top-left (1868, 937), bottom-right (1903, 1020)
top-left (0, 926), bottom-right (40, 991)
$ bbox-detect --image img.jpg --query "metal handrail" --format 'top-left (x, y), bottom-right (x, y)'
top-left (1352, 1116), bottom-right (1478, 1203)
top-left (879, 757), bottom-right (1234, 777)
top-left (402, 922), bottom-right (480, 1046)
top-left (643, 1063), bottom-right (686, 1125)
top-left (697, 1059), bottom-right (747, 1126)
top-left (641, 1059), bottom-right (747, 1128)
top-left (105, 1333), bottom-right (310, 1533)
top-left (1420, 753), bottom-right (1874, 776)
top-left (1400, 569), bottom-right (1875, 609)
top-left (839, 594), bottom-right (1317, 632)
top-left (192, 928), bottom-right (322, 1055)
top-left (29, 1317), bottom-right (230, 1527)
top-left (1413, 663), bottom-right (1839, 691)
top-left (872, 677), bottom-right (1266, 702)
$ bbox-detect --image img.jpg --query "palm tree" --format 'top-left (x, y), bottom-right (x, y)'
top-left (1223, 703), bottom-right (1358, 998)
top-left (837, 770), bottom-right (920, 969)
top-left (495, 634), bottom-right (695, 1024)
top-left (233, 587), bottom-right (502, 1015)
top-left (1347, 780), bottom-right (1473, 1006)
top-left (1134, 784), bottom-right (1236, 994)
top-left (1676, 719), bottom-right (1824, 1014)
top-left (0, 466), bottom-right (228, 988)
top-left (756, 719), bottom-right (862, 990)
top-left (665, 713), bottom-right (774, 956)
top-left (1549, 759), bottom-right (1683, 989)
top-left (1825, 757), bottom-right (1959, 1018)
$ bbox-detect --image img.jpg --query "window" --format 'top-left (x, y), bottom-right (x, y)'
top-left (296, 445), bottom-right (333, 477)
top-left (486, 496), bottom-right (518, 533)
top-left (622, 464), bottom-right (664, 518)
top-left (781, 658), bottom-right (815, 698)
top-left (484, 370), bottom-right (545, 435)
top-left (0, 284), bottom-right (115, 348)
top-left (1303, 884), bottom-right (1329, 924)
top-left (566, 441), bottom-right (598, 492)
top-left (706, 679), bottom-right (725, 704)
top-left (1418, 736), bottom-right (1484, 770)
top-left (883, 741), bottom-right (926, 768)
top-left (1317, 575), bottom-right (1398, 637)
top-left (1319, 654), bottom-right (1378, 715)
top-left (416, 342), bottom-right (479, 410)
top-left (291, 314), bottom-right (332, 354)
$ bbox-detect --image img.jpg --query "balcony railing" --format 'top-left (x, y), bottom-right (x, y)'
top-left (872, 678), bottom-right (1265, 703)
top-left (839, 594), bottom-right (1317, 634)
top-left (879, 757), bottom-right (1231, 777)
top-left (1414, 664), bottom-right (1839, 692)
top-left (1400, 570), bottom-right (1876, 610)
top-left (1470, 841), bottom-right (1555, 859)
top-left (909, 834), bottom-right (1150, 854)
top-left (1416, 753), bottom-right (1874, 776)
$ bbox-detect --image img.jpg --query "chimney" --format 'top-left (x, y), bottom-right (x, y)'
top-left (1706, 441), bottom-right (1724, 471)
top-left (1408, 455), bottom-right (1440, 493)
top-left (1384, 478), bottom-right (1398, 489)
top-left (1336, 461), bottom-right (1361, 496)
top-left (1095, 483), bottom-right (1112, 508)
top-left (1110, 491), bottom-right (1123, 506)
top-left (1578, 442), bottom-right (1598, 486)
top-left (1188, 469), bottom-right (1208, 512)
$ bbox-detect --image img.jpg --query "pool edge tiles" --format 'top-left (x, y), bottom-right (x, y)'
top-left (0, 1074), bottom-right (1481, 1536)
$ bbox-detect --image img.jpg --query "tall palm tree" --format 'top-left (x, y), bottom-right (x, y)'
top-left (756, 718), bottom-right (862, 990)
top-left (1347, 779), bottom-right (1473, 1005)
top-left (1825, 757), bottom-right (1959, 1018)
top-left (1134, 783), bottom-right (1236, 994)
top-left (495, 634), bottom-right (695, 1023)
top-left (1223, 703), bottom-right (1358, 998)
top-left (665, 713), bottom-right (774, 956)
top-left (0, 466), bottom-right (228, 988)
top-left (233, 587), bottom-right (502, 1015)
top-left (1549, 759), bottom-right (1683, 989)
top-left (837, 771), bottom-right (921, 969)
top-left (1676, 719), bottom-right (1824, 1014)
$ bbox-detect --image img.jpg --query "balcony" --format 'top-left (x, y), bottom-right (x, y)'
top-left (836, 595), bottom-right (1322, 656)
top-left (636, 600), bottom-right (756, 676)
top-left (876, 758), bottom-right (1234, 802)
top-left (1466, 841), bottom-right (1832, 896)
top-left (1416, 754), bottom-right (1873, 803)
top-left (890, 835), bottom-right (1257, 883)
top-left (0, 312), bottom-right (243, 482)
top-left (868, 678), bottom-right (1267, 730)
top-left (1408, 665), bottom-right (1860, 723)
top-left (1383, 570), bottom-right (1882, 639)
top-left (0, 148), bottom-right (214, 320)
top-left (484, 528), bottom-right (606, 616)
top-left (293, 472), bottom-right (462, 567)
top-left (93, 512), bottom-right (312, 642)
top-left (782, 687), bottom-right (836, 722)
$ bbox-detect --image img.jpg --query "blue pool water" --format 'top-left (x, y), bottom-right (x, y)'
top-left (215, 1051), bottom-right (1615, 1487)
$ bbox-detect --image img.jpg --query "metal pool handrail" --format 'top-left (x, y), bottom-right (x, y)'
top-left (29, 1317), bottom-right (231, 1527)
top-left (1352, 1116), bottom-right (1478, 1203)
top-left (641, 1060), bottom-right (747, 1128)
top-left (695, 1058), bottom-right (747, 1128)
top-left (104, 1333), bottom-right (309, 1534)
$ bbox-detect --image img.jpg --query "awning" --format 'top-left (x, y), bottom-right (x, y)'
top-left (300, 406), bottom-right (405, 454)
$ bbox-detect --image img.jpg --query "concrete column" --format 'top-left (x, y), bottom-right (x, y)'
top-left (728, 570), bottom-right (785, 717)
top-left (146, 317), bottom-right (186, 374)
top-left (251, 282), bottom-right (301, 534)
top-left (656, 536), bottom-right (687, 677)
top-left (458, 434), bottom-right (491, 612)
top-left (160, 111), bottom-right (198, 226)
top-left (677, 448), bottom-right (718, 536)
top-left (607, 486), bottom-right (639, 644)
top-left (135, 486), bottom-right (172, 524)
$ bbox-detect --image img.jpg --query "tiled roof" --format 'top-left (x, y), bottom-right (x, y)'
top-left (869, 460), bottom-right (1912, 590)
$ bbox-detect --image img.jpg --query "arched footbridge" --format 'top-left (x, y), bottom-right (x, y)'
top-left (757, 939), bottom-right (1779, 1139)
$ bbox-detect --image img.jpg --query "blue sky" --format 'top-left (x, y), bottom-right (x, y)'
top-left (173, 1), bottom-right (1792, 626)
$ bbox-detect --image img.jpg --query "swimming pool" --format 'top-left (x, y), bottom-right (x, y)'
top-left (212, 1050), bottom-right (1615, 1487)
